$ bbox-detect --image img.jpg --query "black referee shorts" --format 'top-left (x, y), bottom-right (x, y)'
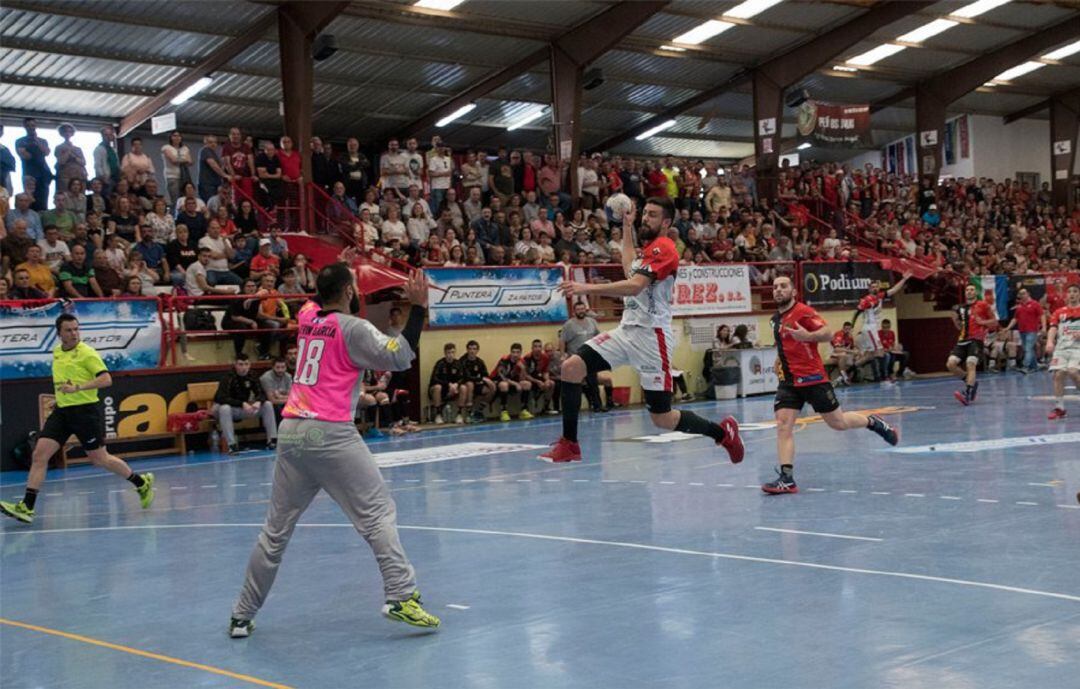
top-left (40, 402), bottom-right (106, 451)
top-left (774, 382), bottom-right (840, 414)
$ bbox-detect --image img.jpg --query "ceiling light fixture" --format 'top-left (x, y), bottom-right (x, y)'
top-left (659, 45), bottom-right (687, 52)
top-left (896, 19), bottom-right (958, 44)
top-left (1043, 39), bottom-right (1080, 61)
top-left (832, 65), bottom-right (858, 72)
top-left (846, 43), bottom-right (906, 66)
top-left (990, 61), bottom-right (1045, 82)
top-left (950, 0), bottom-right (1011, 19)
top-left (635, 119), bottom-right (678, 141)
top-left (415, 0), bottom-right (466, 10)
top-left (170, 76), bottom-right (213, 105)
top-left (723, 0), bottom-right (784, 20)
top-left (797, 142), bottom-right (812, 150)
top-left (672, 20), bottom-right (734, 45)
top-left (506, 108), bottom-right (547, 131)
top-left (436, 103), bottom-right (476, 127)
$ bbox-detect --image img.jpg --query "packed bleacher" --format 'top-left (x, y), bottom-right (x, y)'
top-left (4, 122), bottom-right (1077, 304)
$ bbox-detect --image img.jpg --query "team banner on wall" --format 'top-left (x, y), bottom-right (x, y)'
top-left (672, 264), bottom-right (752, 316)
top-left (796, 101), bottom-right (871, 148)
top-left (425, 267), bottom-right (568, 327)
top-left (0, 299), bottom-right (161, 380)
top-left (801, 261), bottom-right (891, 308)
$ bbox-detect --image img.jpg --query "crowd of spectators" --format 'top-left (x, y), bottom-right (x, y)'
top-left (3, 118), bottom-right (1078, 310)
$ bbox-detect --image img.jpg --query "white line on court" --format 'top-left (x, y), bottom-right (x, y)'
top-left (445, 604), bottom-right (470, 610)
top-left (871, 491), bottom-right (891, 495)
top-left (905, 493), bottom-right (925, 498)
top-left (1015, 501), bottom-right (1039, 506)
top-left (940, 496), bottom-right (962, 500)
top-left (977, 499), bottom-right (999, 503)
top-left (14, 522), bottom-right (1078, 604)
top-left (805, 488), bottom-right (826, 492)
top-left (754, 527), bottom-right (882, 542)
top-left (838, 490), bottom-right (858, 494)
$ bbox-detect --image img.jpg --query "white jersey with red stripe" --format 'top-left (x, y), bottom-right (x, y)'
top-left (620, 236), bottom-right (680, 330)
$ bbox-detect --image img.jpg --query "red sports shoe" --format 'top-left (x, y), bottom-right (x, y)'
top-left (953, 390), bottom-right (970, 406)
top-left (1048, 408), bottom-right (1067, 420)
top-left (538, 438), bottom-right (582, 463)
top-left (717, 416), bottom-right (744, 464)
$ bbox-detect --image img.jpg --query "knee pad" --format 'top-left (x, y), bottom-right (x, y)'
top-left (643, 389), bottom-right (672, 414)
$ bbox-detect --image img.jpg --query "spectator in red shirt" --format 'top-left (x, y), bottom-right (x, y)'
top-left (249, 238), bottom-right (280, 283)
top-left (828, 321), bottom-right (857, 386)
top-left (521, 339), bottom-right (556, 414)
top-left (1005, 287), bottom-right (1044, 372)
top-left (877, 318), bottom-right (910, 381)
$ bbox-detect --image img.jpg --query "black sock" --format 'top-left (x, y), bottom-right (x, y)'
top-left (603, 384), bottom-right (614, 406)
top-left (780, 464), bottom-right (794, 478)
top-left (674, 411), bottom-right (724, 441)
top-left (965, 384), bottom-right (975, 398)
top-left (519, 389), bottom-right (530, 406)
top-left (499, 389), bottom-right (508, 407)
top-left (23, 487), bottom-right (39, 509)
top-left (127, 472), bottom-right (145, 488)
top-left (379, 403), bottom-right (391, 427)
top-left (561, 382), bottom-right (582, 442)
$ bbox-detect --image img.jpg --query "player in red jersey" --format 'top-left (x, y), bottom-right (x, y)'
top-left (947, 284), bottom-right (999, 406)
top-left (762, 276), bottom-right (899, 494)
top-left (542, 197), bottom-right (743, 464)
top-left (1046, 284), bottom-right (1080, 420)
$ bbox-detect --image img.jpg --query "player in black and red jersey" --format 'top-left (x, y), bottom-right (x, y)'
top-left (491, 343), bottom-right (532, 422)
top-left (763, 275), bottom-right (899, 494)
top-left (947, 284), bottom-right (999, 406)
top-left (459, 339), bottom-right (495, 423)
top-left (522, 339), bottom-right (557, 415)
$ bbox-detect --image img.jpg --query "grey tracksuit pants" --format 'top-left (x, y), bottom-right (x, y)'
top-left (232, 418), bottom-right (416, 619)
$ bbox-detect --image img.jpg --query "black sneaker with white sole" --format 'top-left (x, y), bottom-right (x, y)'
top-left (867, 414), bottom-right (899, 446)
top-left (229, 618), bottom-right (254, 638)
top-left (762, 469), bottom-right (798, 495)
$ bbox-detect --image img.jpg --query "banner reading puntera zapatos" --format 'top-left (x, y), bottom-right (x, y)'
top-left (425, 267), bottom-right (568, 327)
top-left (0, 298), bottom-right (162, 380)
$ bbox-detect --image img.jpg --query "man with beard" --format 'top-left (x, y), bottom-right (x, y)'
top-left (541, 198), bottom-right (743, 464)
top-left (762, 276), bottom-right (899, 494)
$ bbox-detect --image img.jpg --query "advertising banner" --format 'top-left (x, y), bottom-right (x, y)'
top-left (801, 261), bottom-right (892, 308)
top-left (796, 101), bottom-right (872, 148)
top-left (0, 368), bottom-right (218, 470)
top-left (425, 267), bottom-right (568, 327)
top-left (672, 264), bottom-right (752, 316)
top-left (0, 298), bottom-right (161, 380)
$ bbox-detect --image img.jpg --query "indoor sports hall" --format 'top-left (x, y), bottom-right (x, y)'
top-left (1, 1), bottom-right (1079, 689)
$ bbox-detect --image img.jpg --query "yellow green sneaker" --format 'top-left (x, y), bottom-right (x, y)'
top-left (382, 590), bottom-right (440, 629)
top-left (519, 409), bottom-right (534, 420)
top-left (0, 500), bottom-right (34, 524)
top-left (136, 473), bottom-right (155, 509)
top-left (499, 410), bottom-right (511, 422)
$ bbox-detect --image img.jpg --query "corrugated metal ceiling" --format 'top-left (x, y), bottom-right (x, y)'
top-left (1, 0), bottom-right (1077, 155)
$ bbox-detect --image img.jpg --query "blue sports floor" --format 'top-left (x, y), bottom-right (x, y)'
top-left (2, 374), bottom-right (1078, 689)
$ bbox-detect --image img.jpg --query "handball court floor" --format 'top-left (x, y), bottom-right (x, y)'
top-left (1, 374), bottom-right (1078, 689)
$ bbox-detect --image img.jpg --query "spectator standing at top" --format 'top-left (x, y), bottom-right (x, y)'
top-left (380, 139), bottom-right (410, 197)
top-left (54, 123), bottom-right (88, 196)
top-left (93, 125), bottom-right (120, 194)
top-left (16, 118), bottom-right (53, 210)
top-left (198, 134), bottom-right (230, 202)
top-left (161, 131), bottom-right (194, 206)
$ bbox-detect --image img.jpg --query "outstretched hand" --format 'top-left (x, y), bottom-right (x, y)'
top-left (558, 280), bottom-right (589, 297)
top-left (402, 270), bottom-right (429, 307)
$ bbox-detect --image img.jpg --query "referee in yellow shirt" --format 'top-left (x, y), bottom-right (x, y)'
top-left (1, 314), bottom-right (155, 524)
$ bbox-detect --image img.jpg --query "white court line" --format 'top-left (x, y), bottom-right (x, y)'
top-left (572, 479), bottom-right (590, 483)
top-left (905, 493), bottom-right (925, 498)
top-left (871, 491), bottom-right (891, 495)
top-left (11, 522), bottom-right (1079, 604)
top-left (838, 490), bottom-right (858, 494)
top-left (445, 604), bottom-right (470, 611)
top-left (1058, 505), bottom-right (1080, 510)
top-left (629, 480), bottom-right (648, 484)
top-left (1015, 501), bottom-right (1039, 506)
top-left (805, 488), bottom-right (826, 492)
top-left (754, 527), bottom-right (882, 542)
top-left (940, 496), bottom-right (962, 500)
top-left (977, 499), bottom-right (999, 503)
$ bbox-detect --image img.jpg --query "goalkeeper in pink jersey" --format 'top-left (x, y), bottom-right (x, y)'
top-left (229, 262), bottom-right (440, 638)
